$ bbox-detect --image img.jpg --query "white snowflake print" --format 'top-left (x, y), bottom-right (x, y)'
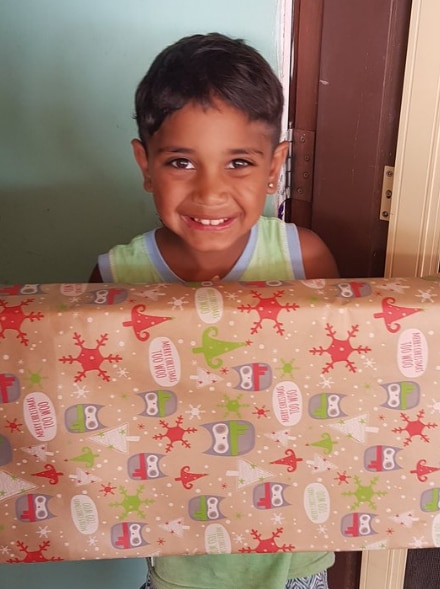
top-left (36, 526), bottom-right (51, 538)
top-left (72, 383), bottom-right (89, 399)
top-left (409, 536), bottom-right (428, 548)
top-left (87, 537), bottom-right (98, 546)
top-left (428, 398), bottom-right (440, 414)
top-left (139, 285), bottom-right (167, 300)
top-left (363, 357), bottom-right (376, 369)
top-left (168, 295), bottom-right (189, 310)
top-left (233, 533), bottom-right (245, 544)
top-left (271, 512), bottom-right (285, 525)
top-left (415, 288), bottom-right (437, 303)
top-left (186, 404), bottom-right (206, 420)
top-left (319, 374), bottom-right (334, 389)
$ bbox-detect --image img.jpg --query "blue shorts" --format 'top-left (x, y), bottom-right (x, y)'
top-left (141, 569), bottom-right (328, 589)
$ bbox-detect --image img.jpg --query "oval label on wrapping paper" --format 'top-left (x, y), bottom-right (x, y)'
top-left (205, 524), bottom-right (232, 554)
top-left (23, 392), bottom-right (57, 441)
top-left (272, 381), bottom-right (302, 426)
top-left (397, 329), bottom-right (428, 377)
top-left (195, 287), bottom-right (223, 324)
top-left (304, 483), bottom-right (330, 523)
top-left (149, 337), bottom-right (181, 387)
top-left (71, 495), bottom-right (99, 534)
top-left (432, 514), bottom-right (440, 547)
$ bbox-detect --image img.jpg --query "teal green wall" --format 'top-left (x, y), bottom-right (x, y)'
top-left (0, 1), bottom-right (279, 586)
top-left (0, 0), bottom-right (280, 285)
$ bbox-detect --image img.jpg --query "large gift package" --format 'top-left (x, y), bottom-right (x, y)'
top-left (1, 277), bottom-right (440, 563)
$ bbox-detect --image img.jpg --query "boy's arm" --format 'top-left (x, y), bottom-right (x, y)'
top-left (297, 227), bottom-right (339, 279)
top-left (89, 264), bottom-right (104, 283)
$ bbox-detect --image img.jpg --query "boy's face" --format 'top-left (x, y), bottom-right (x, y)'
top-left (132, 99), bottom-right (288, 256)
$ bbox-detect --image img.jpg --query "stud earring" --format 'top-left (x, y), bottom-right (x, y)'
top-left (268, 182), bottom-right (275, 189)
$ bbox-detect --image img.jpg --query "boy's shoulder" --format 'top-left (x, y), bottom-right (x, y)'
top-left (296, 225), bottom-right (339, 279)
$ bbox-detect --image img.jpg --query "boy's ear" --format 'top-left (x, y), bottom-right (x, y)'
top-left (268, 140), bottom-right (289, 193)
top-left (132, 139), bottom-right (153, 192)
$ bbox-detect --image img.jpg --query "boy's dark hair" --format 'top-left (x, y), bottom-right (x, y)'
top-left (134, 33), bottom-right (284, 146)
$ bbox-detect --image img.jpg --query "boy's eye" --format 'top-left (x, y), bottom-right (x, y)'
top-left (169, 158), bottom-right (194, 169)
top-left (227, 159), bottom-right (252, 169)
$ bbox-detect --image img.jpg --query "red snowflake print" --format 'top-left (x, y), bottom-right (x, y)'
top-left (59, 332), bottom-right (122, 382)
top-left (253, 405), bottom-right (270, 419)
top-left (238, 291), bottom-right (299, 335)
top-left (335, 471), bottom-right (351, 485)
top-left (5, 417), bottom-right (23, 433)
top-left (100, 482), bottom-right (117, 496)
top-left (239, 527), bottom-right (295, 553)
top-left (153, 415), bottom-right (197, 453)
top-left (309, 323), bottom-right (371, 373)
top-left (0, 299), bottom-right (43, 346)
top-left (7, 541), bottom-right (62, 563)
top-left (392, 410), bottom-right (437, 446)
top-left (386, 528), bottom-right (395, 535)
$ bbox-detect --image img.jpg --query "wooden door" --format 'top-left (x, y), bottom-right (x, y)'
top-left (287, 0), bottom-right (412, 279)
top-left (286, 1), bottom-right (413, 587)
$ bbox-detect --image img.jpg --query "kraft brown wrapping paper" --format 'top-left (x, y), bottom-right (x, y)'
top-left (1, 277), bottom-right (440, 563)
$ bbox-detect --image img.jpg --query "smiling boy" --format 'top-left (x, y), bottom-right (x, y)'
top-left (91, 33), bottom-right (338, 589)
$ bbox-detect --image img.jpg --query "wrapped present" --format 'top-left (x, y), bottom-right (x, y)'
top-left (0, 277), bottom-right (440, 563)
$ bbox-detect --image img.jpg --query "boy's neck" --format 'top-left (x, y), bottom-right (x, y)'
top-left (155, 227), bottom-right (250, 282)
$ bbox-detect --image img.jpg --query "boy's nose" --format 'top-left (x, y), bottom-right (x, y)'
top-left (192, 169), bottom-right (228, 204)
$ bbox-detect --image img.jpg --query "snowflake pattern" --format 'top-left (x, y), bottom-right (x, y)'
top-left (0, 299), bottom-right (43, 346)
top-left (59, 332), bottom-right (122, 382)
top-left (238, 290), bottom-right (299, 334)
top-left (2, 277), bottom-right (440, 560)
top-left (239, 528), bottom-right (295, 553)
top-left (309, 323), bottom-right (371, 373)
top-left (392, 410), bottom-right (437, 446)
top-left (7, 541), bottom-right (62, 563)
top-left (342, 476), bottom-right (387, 509)
top-left (153, 416), bottom-right (197, 453)
top-left (109, 485), bottom-right (154, 518)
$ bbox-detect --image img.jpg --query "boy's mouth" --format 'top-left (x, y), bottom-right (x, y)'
top-left (191, 217), bottom-right (230, 226)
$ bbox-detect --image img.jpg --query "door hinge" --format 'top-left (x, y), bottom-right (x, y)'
top-left (380, 165), bottom-right (394, 221)
top-left (290, 128), bottom-right (315, 203)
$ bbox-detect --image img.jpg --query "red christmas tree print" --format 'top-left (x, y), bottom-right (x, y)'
top-left (270, 449), bottom-right (303, 473)
top-left (238, 290), bottom-right (299, 335)
top-left (239, 527), bottom-right (295, 553)
top-left (309, 323), bottom-right (371, 373)
top-left (174, 465), bottom-right (208, 489)
top-left (59, 332), bottom-right (122, 382)
top-left (373, 297), bottom-right (422, 333)
top-left (0, 299), bottom-right (43, 346)
top-left (123, 304), bottom-right (172, 341)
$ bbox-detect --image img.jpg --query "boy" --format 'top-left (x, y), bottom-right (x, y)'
top-left (91, 33), bottom-right (338, 589)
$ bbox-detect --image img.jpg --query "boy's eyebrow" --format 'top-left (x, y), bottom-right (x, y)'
top-left (157, 146), bottom-right (265, 156)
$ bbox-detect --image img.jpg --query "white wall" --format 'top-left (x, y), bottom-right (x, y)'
top-left (0, 0), bottom-right (281, 284)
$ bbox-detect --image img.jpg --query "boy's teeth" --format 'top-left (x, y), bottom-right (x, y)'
top-left (193, 218), bottom-right (227, 226)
